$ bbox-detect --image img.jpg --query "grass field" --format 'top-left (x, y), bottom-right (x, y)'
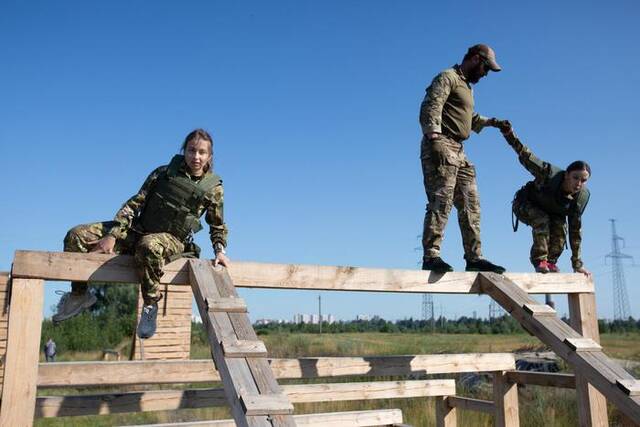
top-left (34, 332), bottom-right (640, 426)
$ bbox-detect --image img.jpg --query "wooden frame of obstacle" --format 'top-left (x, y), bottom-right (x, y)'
top-left (0, 251), bottom-right (638, 426)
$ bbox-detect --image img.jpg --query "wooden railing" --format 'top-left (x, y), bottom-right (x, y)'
top-left (1, 250), bottom-right (636, 426)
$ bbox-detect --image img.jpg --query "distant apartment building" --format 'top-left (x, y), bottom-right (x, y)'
top-left (293, 313), bottom-right (336, 324)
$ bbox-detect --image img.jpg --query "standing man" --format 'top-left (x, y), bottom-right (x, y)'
top-left (419, 44), bottom-right (506, 273)
top-left (44, 337), bottom-right (57, 362)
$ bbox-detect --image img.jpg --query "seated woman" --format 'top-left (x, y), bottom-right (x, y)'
top-left (53, 129), bottom-right (230, 338)
top-left (498, 122), bottom-right (591, 276)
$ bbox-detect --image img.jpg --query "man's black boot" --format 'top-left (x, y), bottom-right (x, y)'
top-left (465, 259), bottom-right (506, 274)
top-left (422, 257), bottom-right (454, 273)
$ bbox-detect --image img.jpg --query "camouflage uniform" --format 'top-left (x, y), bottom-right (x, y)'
top-left (64, 161), bottom-right (227, 305)
top-left (504, 131), bottom-right (589, 270)
top-left (420, 65), bottom-right (492, 261)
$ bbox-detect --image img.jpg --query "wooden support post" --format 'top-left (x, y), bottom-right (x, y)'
top-left (493, 371), bottom-right (519, 427)
top-left (568, 292), bottom-right (609, 427)
top-left (0, 278), bottom-right (44, 427)
top-left (435, 396), bottom-right (456, 427)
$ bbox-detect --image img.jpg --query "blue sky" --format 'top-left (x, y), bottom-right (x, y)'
top-left (1, 0), bottom-right (639, 321)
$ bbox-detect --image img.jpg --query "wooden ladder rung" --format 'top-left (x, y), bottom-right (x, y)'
top-left (240, 393), bottom-right (295, 416)
top-left (564, 337), bottom-right (602, 352)
top-left (523, 303), bottom-right (556, 316)
top-left (206, 297), bottom-right (248, 313)
top-left (221, 339), bottom-right (268, 357)
top-left (616, 379), bottom-right (640, 396)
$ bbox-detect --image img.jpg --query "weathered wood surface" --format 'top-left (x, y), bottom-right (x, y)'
top-left (0, 272), bottom-right (10, 396)
top-left (0, 278), bottom-right (44, 427)
top-left (121, 408), bottom-right (404, 427)
top-left (435, 396), bottom-right (457, 427)
top-left (12, 250), bottom-right (594, 294)
top-left (506, 371), bottom-right (576, 388)
top-left (37, 353), bottom-right (515, 387)
top-left (447, 396), bottom-right (494, 414)
top-left (568, 292), bottom-right (609, 427)
top-left (480, 273), bottom-right (640, 423)
top-left (493, 371), bottom-right (520, 427)
top-left (132, 284), bottom-right (193, 362)
top-left (189, 260), bottom-right (276, 427)
top-left (35, 380), bottom-right (455, 417)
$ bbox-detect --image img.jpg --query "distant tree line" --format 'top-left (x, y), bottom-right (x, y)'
top-left (251, 316), bottom-right (640, 336)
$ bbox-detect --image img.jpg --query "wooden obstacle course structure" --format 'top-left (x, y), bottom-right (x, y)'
top-left (0, 250), bottom-right (639, 426)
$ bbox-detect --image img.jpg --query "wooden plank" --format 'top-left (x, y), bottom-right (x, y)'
top-left (435, 396), bottom-right (457, 427)
top-left (493, 371), bottom-right (519, 427)
top-left (282, 379), bottom-right (454, 403)
top-left (506, 371), bottom-right (576, 388)
top-left (240, 394), bottom-right (294, 416)
top-left (0, 278), bottom-right (45, 427)
top-left (447, 396), bottom-right (494, 414)
top-left (568, 292), bottom-right (609, 427)
top-left (207, 297), bottom-right (247, 313)
top-left (37, 353), bottom-right (515, 387)
top-left (565, 338), bottom-right (602, 352)
top-left (120, 408), bottom-right (404, 427)
top-left (617, 380), bottom-right (640, 396)
top-left (189, 260), bottom-right (270, 427)
top-left (221, 339), bottom-right (268, 358)
top-left (522, 303), bottom-right (556, 316)
top-left (35, 380), bottom-right (456, 417)
top-left (12, 251), bottom-right (594, 294)
top-left (480, 274), bottom-right (640, 422)
top-left (203, 262), bottom-right (295, 427)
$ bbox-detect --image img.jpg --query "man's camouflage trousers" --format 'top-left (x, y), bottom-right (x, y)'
top-left (420, 135), bottom-right (483, 262)
top-left (512, 197), bottom-right (567, 266)
top-left (64, 221), bottom-right (185, 305)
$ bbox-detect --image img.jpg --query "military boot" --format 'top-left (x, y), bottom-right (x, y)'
top-left (534, 260), bottom-right (550, 274)
top-left (52, 290), bottom-right (97, 324)
top-left (137, 294), bottom-right (163, 339)
top-left (422, 257), bottom-right (454, 273)
top-left (465, 259), bottom-right (506, 274)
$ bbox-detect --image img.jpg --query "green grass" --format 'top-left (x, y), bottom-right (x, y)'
top-left (34, 332), bottom-right (640, 426)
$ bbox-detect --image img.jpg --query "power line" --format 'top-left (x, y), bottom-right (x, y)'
top-left (605, 219), bottom-right (633, 320)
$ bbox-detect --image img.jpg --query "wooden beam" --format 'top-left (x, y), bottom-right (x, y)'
top-left (207, 297), bottom-right (247, 313)
top-left (565, 337), bottom-right (602, 352)
top-left (568, 292), bottom-right (609, 427)
top-left (221, 339), bottom-right (268, 358)
top-left (188, 260), bottom-right (272, 427)
top-left (12, 251), bottom-right (594, 294)
top-left (617, 380), bottom-right (640, 397)
top-left (240, 394), bottom-right (294, 416)
top-left (480, 274), bottom-right (640, 422)
top-left (37, 354), bottom-right (516, 387)
top-left (493, 371), bottom-right (520, 427)
top-left (35, 380), bottom-right (455, 417)
top-left (447, 396), bottom-right (494, 414)
top-left (506, 371), bottom-right (576, 389)
top-left (0, 278), bottom-right (45, 427)
top-left (122, 408), bottom-right (404, 427)
top-left (522, 303), bottom-right (556, 316)
top-left (435, 396), bottom-right (457, 427)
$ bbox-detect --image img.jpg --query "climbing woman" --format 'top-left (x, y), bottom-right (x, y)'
top-left (53, 129), bottom-right (229, 338)
top-left (498, 121), bottom-right (591, 277)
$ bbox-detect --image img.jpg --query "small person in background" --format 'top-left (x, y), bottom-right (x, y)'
top-left (44, 337), bottom-right (57, 362)
top-left (498, 121), bottom-right (591, 276)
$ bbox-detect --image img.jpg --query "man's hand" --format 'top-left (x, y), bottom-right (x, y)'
top-left (213, 253), bottom-right (231, 268)
top-left (88, 235), bottom-right (116, 254)
top-left (574, 266), bottom-right (592, 278)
